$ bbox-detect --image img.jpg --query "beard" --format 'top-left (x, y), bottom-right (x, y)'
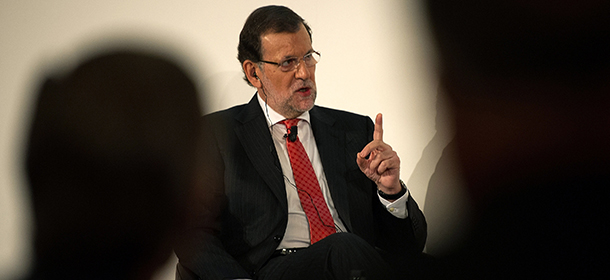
top-left (266, 79), bottom-right (317, 118)
top-left (286, 80), bottom-right (317, 115)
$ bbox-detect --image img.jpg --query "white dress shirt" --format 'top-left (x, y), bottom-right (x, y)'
top-left (256, 94), bottom-right (409, 249)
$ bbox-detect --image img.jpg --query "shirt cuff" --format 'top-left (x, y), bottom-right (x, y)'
top-left (378, 188), bottom-right (409, 219)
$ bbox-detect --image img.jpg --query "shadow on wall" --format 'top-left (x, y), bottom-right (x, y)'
top-left (410, 90), bottom-right (472, 256)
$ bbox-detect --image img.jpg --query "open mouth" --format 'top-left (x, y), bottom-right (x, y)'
top-left (297, 87), bottom-right (310, 93)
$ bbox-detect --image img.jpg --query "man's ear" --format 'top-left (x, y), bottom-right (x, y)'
top-left (243, 60), bottom-right (262, 88)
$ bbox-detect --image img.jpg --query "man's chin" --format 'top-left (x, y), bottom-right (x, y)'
top-left (300, 99), bottom-right (316, 111)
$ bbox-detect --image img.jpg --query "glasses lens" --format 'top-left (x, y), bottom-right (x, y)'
top-left (305, 52), bottom-right (321, 67)
top-left (279, 58), bottom-right (299, 72)
top-left (277, 52), bottom-right (321, 72)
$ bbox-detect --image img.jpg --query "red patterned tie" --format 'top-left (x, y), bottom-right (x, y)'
top-left (281, 119), bottom-right (336, 244)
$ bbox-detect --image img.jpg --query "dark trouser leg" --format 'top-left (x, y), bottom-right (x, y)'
top-left (257, 233), bottom-right (396, 280)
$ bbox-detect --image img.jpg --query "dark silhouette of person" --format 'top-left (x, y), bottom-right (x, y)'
top-left (23, 48), bottom-right (205, 280)
top-left (422, 0), bottom-right (610, 278)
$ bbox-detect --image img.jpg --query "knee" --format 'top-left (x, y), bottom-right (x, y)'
top-left (321, 233), bottom-right (393, 279)
top-left (323, 233), bottom-right (375, 254)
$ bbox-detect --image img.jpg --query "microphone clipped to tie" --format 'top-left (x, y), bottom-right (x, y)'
top-left (284, 125), bottom-right (298, 142)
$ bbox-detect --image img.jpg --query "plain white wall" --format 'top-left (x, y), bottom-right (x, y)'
top-left (0, 0), bottom-right (456, 279)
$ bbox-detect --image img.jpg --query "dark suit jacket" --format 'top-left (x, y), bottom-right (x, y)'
top-left (175, 95), bottom-right (427, 280)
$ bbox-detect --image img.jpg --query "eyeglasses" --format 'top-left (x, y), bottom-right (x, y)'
top-left (259, 51), bottom-right (321, 72)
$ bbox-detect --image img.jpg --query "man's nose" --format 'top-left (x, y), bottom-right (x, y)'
top-left (294, 60), bottom-right (311, 80)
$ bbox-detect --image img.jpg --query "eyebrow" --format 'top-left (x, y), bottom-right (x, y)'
top-left (281, 49), bottom-right (314, 60)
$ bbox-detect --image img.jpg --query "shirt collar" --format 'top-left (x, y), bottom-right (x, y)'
top-left (256, 92), bottom-right (311, 127)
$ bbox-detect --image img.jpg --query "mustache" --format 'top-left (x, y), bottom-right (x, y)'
top-left (291, 80), bottom-right (316, 91)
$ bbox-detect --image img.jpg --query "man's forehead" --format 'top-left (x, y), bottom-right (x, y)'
top-left (260, 28), bottom-right (312, 58)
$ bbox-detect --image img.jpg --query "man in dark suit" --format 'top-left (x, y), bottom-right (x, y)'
top-left (175, 5), bottom-right (427, 280)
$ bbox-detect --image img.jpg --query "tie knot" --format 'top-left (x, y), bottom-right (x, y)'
top-left (281, 118), bottom-right (300, 128)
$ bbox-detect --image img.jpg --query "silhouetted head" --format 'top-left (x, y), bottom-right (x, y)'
top-left (25, 49), bottom-right (203, 279)
top-left (423, 0), bottom-right (610, 203)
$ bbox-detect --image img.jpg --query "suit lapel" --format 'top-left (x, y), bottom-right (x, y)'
top-left (234, 95), bottom-right (287, 211)
top-left (309, 107), bottom-right (353, 231)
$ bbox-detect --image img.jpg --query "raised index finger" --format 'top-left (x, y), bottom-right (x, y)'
top-left (374, 113), bottom-right (383, 141)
